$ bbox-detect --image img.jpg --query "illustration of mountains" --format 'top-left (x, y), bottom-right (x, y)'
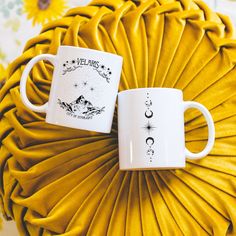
top-left (58, 95), bottom-right (105, 118)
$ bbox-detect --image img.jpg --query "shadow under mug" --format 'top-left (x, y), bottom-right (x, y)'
top-left (20, 46), bottom-right (123, 133)
top-left (118, 88), bottom-right (215, 170)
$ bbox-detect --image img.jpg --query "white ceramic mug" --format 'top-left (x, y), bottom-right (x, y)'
top-left (20, 46), bottom-right (123, 133)
top-left (118, 88), bottom-right (215, 170)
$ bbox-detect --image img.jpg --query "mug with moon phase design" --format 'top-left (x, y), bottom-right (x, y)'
top-left (118, 88), bottom-right (215, 170)
top-left (20, 46), bottom-right (123, 133)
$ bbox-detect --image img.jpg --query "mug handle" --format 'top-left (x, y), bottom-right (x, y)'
top-left (20, 54), bottom-right (57, 113)
top-left (183, 101), bottom-right (215, 160)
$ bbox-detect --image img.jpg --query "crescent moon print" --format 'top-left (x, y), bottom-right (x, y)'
top-left (146, 137), bottom-right (155, 146)
top-left (145, 109), bottom-right (153, 118)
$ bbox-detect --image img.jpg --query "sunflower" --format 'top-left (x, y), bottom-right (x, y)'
top-left (23, 0), bottom-right (68, 26)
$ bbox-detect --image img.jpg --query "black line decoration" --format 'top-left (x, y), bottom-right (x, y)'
top-left (62, 58), bottom-right (112, 83)
top-left (93, 64), bottom-right (112, 83)
top-left (143, 92), bottom-right (156, 162)
top-left (62, 59), bottom-right (82, 74)
top-left (58, 95), bottom-right (105, 120)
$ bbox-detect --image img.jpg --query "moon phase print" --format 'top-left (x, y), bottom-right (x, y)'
top-left (146, 137), bottom-right (155, 146)
top-left (142, 92), bottom-right (156, 163)
top-left (145, 110), bottom-right (153, 119)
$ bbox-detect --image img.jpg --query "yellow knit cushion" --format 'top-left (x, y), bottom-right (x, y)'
top-left (1, 0), bottom-right (236, 235)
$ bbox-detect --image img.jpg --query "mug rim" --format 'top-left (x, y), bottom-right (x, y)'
top-left (118, 87), bottom-right (182, 95)
top-left (58, 45), bottom-right (123, 59)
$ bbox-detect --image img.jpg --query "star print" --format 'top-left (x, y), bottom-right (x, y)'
top-left (83, 81), bottom-right (88, 86)
top-left (142, 121), bottom-right (156, 135)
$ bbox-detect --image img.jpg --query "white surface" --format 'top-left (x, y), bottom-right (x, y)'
top-left (215, 0), bottom-right (236, 25)
top-left (118, 88), bottom-right (215, 170)
top-left (204, 0), bottom-right (236, 26)
top-left (20, 46), bottom-right (123, 133)
top-left (183, 101), bottom-right (215, 159)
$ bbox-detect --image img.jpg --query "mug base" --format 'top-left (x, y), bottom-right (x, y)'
top-left (119, 165), bottom-right (186, 171)
top-left (45, 118), bottom-right (111, 134)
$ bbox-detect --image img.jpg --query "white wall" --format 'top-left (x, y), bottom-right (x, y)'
top-left (204, 0), bottom-right (236, 25)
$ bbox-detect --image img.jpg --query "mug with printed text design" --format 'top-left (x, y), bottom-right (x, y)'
top-left (20, 46), bottom-right (123, 133)
top-left (118, 88), bottom-right (215, 170)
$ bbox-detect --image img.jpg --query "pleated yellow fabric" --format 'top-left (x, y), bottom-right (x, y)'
top-left (1, 0), bottom-right (236, 235)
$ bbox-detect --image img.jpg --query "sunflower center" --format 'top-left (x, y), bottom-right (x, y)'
top-left (37, 0), bottom-right (51, 10)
